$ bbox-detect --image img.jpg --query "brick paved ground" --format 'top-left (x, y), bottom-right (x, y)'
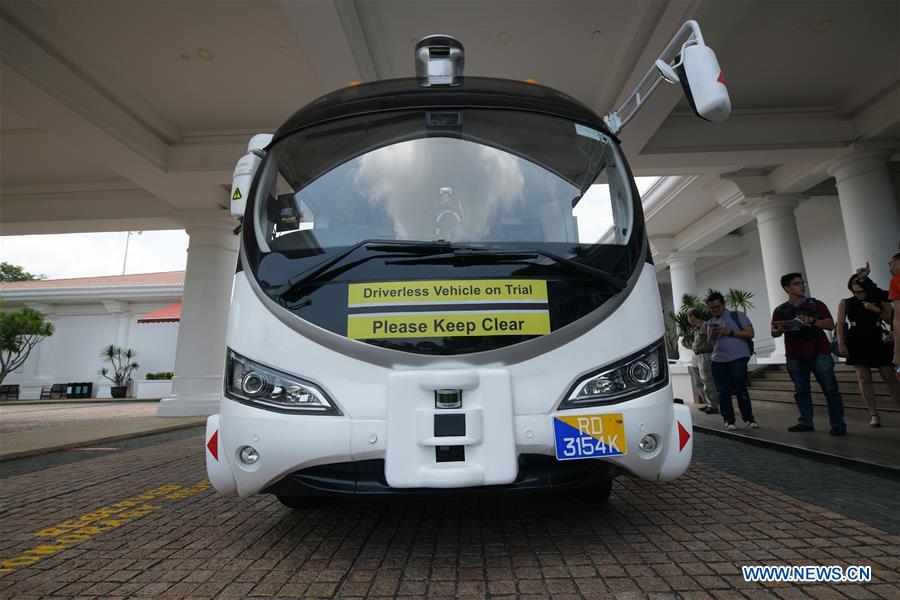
top-left (692, 433), bottom-right (900, 534)
top-left (0, 432), bottom-right (897, 599)
top-left (0, 403), bottom-right (159, 434)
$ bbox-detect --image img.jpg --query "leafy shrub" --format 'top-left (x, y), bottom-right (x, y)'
top-left (145, 371), bottom-right (173, 380)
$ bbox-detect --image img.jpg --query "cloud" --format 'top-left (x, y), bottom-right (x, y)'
top-left (352, 138), bottom-right (525, 241)
top-left (0, 230), bottom-right (188, 279)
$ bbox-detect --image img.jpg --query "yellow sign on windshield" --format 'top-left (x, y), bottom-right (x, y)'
top-left (346, 279), bottom-right (550, 339)
top-left (348, 312), bottom-right (550, 339)
top-left (348, 279), bottom-right (548, 305)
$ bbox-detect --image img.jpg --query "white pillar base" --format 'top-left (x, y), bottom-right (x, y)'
top-left (157, 394), bottom-right (220, 416)
top-left (157, 374), bottom-right (223, 416)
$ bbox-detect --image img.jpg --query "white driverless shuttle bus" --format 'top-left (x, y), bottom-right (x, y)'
top-left (206, 22), bottom-right (730, 507)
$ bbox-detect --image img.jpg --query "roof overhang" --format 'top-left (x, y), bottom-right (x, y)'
top-left (137, 301), bottom-right (181, 323)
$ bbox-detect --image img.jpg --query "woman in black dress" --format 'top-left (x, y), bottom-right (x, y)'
top-left (836, 275), bottom-right (900, 427)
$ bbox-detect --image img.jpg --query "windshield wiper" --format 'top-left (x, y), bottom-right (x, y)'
top-left (273, 239), bottom-right (458, 296)
top-left (386, 248), bottom-right (627, 290)
top-left (364, 240), bottom-right (455, 253)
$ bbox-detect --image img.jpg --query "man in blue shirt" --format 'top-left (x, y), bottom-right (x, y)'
top-left (706, 291), bottom-right (758, 430)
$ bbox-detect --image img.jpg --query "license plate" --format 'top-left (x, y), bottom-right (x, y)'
top-left (554, 414), bottom-right (626, 460)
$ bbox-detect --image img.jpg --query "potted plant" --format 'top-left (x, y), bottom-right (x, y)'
top-left (98, 345), bottom-right (139, 398)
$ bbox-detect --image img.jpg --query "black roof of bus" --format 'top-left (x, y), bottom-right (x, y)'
top-left (273, 76), bottom-right (614, 144)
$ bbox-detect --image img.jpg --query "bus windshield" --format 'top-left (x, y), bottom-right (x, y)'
top-left (252, 110), bottom-right (636, 256)
top-left (244, 108), bottom-right (647, 355)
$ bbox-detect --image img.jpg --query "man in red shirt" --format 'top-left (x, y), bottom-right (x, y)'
top-left (771, 273), bottom-right (846, 435)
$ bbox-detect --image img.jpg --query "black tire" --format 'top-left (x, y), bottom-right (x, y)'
top-left (579, 478), bottom-right (613, 503)
top-left (275, 494), bottom-right (329, 509)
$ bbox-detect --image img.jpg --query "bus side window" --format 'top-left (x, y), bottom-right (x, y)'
top-left (607, 164), bottom-right (633, 245)
top-left (572, 183), bottom-right (615, 244)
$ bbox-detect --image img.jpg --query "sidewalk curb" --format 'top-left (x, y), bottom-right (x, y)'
top-left (0, 421), bottom-right (205, 461)
top-left (0, 398), bottom-right (160, 406)
top-left (695, 425), bottom-right (900, 481)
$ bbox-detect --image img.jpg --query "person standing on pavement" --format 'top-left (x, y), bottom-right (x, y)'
top-left (706, 292), bottom-right (758, 430)
top-left (687, 308), bottom-right (718, 414)
top-left (836, 274), bottom-right (900, 427)
top-left (771, 273), bottom-right (847, 436)
top-left (853, 256), bottom-right (900, 376)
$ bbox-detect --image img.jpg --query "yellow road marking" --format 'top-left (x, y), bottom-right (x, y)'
top-left (0, 480), bottom-right (210, 572)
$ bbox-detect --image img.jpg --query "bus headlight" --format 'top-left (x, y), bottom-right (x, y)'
top-left (225, 349), bottom-right (340, 414)
top-left (559, 339), bottom-right (668, 409)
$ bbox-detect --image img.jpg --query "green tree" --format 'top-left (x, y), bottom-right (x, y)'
top-left (0, 262), bottom-right (46, 282)
top-left (0, 307), bottom-right (55, 384)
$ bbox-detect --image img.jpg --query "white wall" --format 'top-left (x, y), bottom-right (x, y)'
top-left (51, 313), bottom-right (117, 381)
top-left (4, 301), bottom-right (179, 398)
top-left (692, 228), bottom-right (774, 355)
top-left (795, 196), bottom-right (852, 319)
top-left (128, 317), bottom-right (178, 378)
top-left (675, 203), bottom-right (854, 359)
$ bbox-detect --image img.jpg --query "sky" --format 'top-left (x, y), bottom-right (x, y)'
top-left (0, 230), bottom-right (190, 279)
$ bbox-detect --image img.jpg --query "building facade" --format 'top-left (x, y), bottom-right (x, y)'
top-left (0, 271), bottom-right (183, 399)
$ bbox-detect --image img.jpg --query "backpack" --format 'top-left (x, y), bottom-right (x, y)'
top-left (776, 297), bottom-right (826, 342)
top-left (728, 310), bottom-right (755, 355)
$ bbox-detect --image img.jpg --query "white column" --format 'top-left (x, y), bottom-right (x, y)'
top-left (25, 302), bottom-right (56, 383)
top-left (752, 195), bottom-right (807, 357)
top-left (667, 253), bottom-right (697, 363)
top-left (103, 300), bottom-right (132, 350)
top-left (158, 218), bottom-right (239, 416)
top-left (828, 150), bottom-right (900, 287)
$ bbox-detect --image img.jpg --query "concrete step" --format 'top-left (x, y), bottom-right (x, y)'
top-left (747, 388), bottom-right (899, 413)
top-left (761, 370), bottom-right (894, 384)
top-left (750, 379), bottom-right (895, 397)
top-left (763, 363), bottom-right (858, 374)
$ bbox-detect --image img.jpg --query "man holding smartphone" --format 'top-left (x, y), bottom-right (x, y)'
top-left (771, 273), bottom-right (846, 435)
top-left (706, 291), bottom-right (758, 430)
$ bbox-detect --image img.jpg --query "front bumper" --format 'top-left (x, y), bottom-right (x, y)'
top-left (205, 385), bottom-right (693, 497)
top-left (265, 455), bottom-right (623, 497)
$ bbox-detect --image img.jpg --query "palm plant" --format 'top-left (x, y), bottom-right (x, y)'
top-left (725, 288), bottom-right (755, 312)
top-left (665, 294), bottom-right (700, 356)
top-left (704, 288), bottom-right (755, 312)
top-left (98, 345), bottom-right (139, 387)
top-left (681, 293), bottom-right (713, 320)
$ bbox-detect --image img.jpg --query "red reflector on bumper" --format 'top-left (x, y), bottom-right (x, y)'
top-left (207, 430), bottom-right (219, 461)
top-left (678, 421), bottom-right (691, 451)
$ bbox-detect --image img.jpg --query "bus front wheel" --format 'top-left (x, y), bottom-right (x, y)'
top-left (579, 478), bottom-right (613, 503)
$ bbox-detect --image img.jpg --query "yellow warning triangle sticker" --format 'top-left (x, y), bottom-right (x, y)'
top-left (231, 188), bottom-right (242, 201)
